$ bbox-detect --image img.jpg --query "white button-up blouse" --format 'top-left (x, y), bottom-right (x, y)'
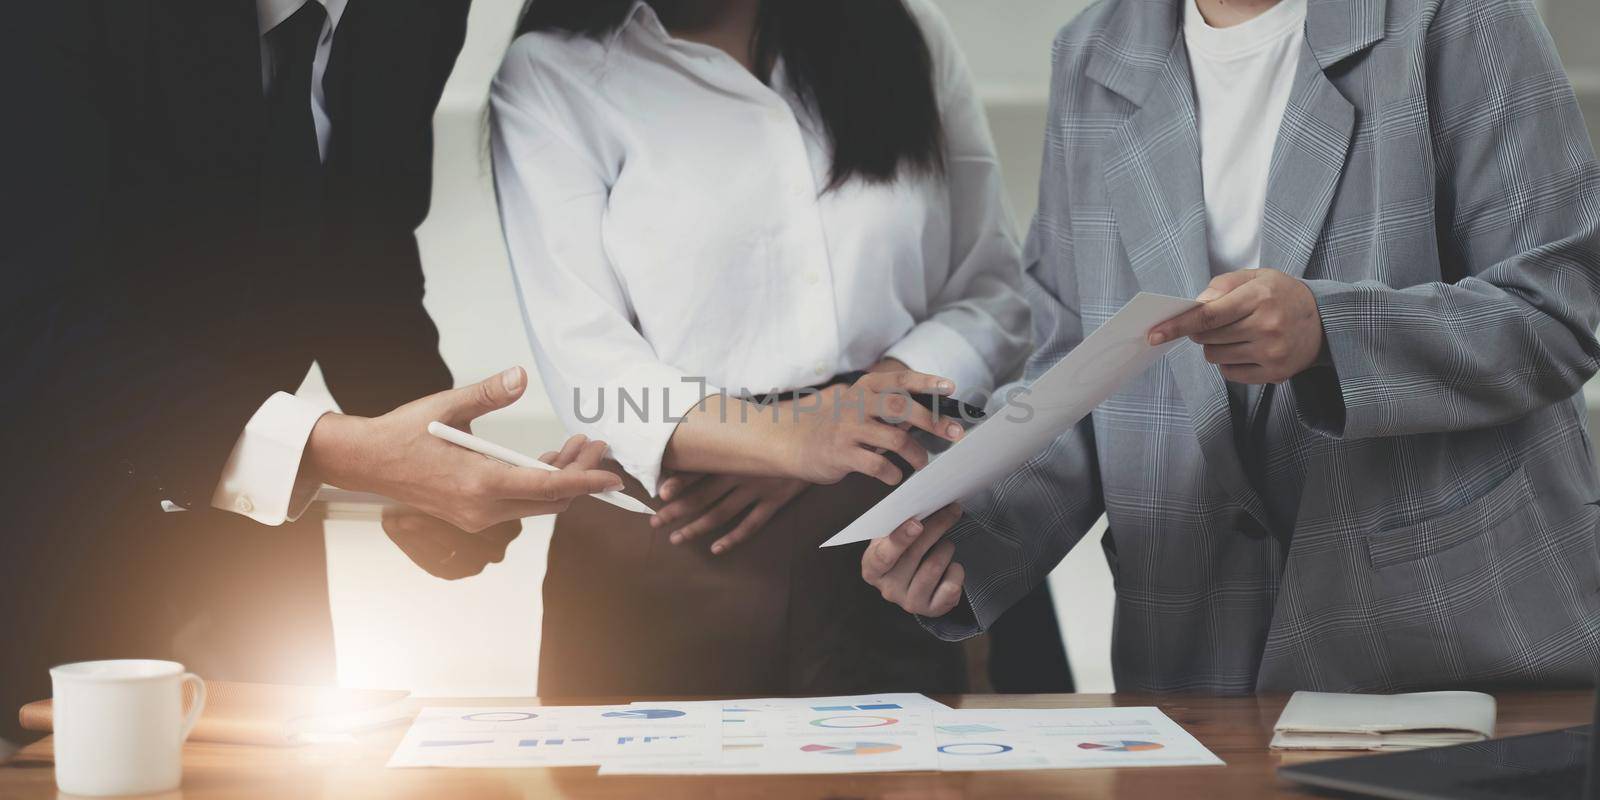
top-left (490, 0), bottom-right (1031, 493)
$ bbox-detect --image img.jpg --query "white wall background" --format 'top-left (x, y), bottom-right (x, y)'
top-left (308, 0), bottom-right (1600, 698)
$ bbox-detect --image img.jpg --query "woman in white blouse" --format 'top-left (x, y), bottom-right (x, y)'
top-left (492, 0), bottom-right (1030, 696)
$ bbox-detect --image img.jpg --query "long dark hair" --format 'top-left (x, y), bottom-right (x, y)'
top-left (514, 0), bottom-right (945, 192)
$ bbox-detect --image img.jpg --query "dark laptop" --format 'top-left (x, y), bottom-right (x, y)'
top-left (1279, 683), bottom-right (1597, 800)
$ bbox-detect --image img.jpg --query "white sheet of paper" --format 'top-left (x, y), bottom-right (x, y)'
top-left (600, 702), bottom-right (1222, 775)
top-left (822, 292), bottom-right (1200, 547)
top-left (599, 695), bottom-right (944, 775)
top-left (931, 707), bottom-right (1224, 770)
top-left (386, 704), bottom-right (720, 768)
top-left (628, 692), bottom-right (951, 712)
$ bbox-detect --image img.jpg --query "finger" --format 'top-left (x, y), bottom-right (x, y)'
top-left (871, 390), bottom-right (962, 442)
top-left (658, 472), bottom-right (708, 502)
top-left (656, 475), bottom-right (738, 532)
top-left (1188, 315), bottom-right (1262, 345)
top-left (487, 498), bottom-right (572, 523)
top-left (547, 434), bottom-right (588, 469)
top-left (441, 367), bottom-right (527, 424)
top-left (1149, 284), bottom-right (1262, 344)
top-left (851, 449), bottom-right (905, 486)
top-left (860, 370), bottom-right (956, 397)
top-left (1202, 342), bottom-right (1264, 366)
top-left (893, 507), bottom-right (958, 585)
top-left (566, 437), bottom-right (609, 472)
top-left (927, 562), bottom-right (966, 617)
top-left (491, 465), bottom-right (624, 502)
top-left (906, 540), bottom-right (957, 612)
top-left (538, 451), bottom-right (559, 465)
top-left (862, 517), bottom-right (926, 583)
top-left (673, 489), bottom-right (754, 545)
top-left (1220, 364), bottom-right (1277, 385)
top-left (656, 475), bottom-right (736, 528)
top-left (711, 500), bottom-right (778, 555)
top-left (1194, 268), bottom-right (1262, 303)
top-left (858, 422), bottom-right (930, 471)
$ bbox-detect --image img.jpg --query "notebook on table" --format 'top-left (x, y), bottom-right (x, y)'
top-left (1272, 690), bottom-right (1496, 751)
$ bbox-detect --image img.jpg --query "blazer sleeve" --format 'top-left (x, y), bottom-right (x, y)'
top-left (919, 33), bottom-right (1107, 642)
top-left (1292, 0), bottom-right (1600, 440)
top-left (312, 0), bottom-right (471, 416)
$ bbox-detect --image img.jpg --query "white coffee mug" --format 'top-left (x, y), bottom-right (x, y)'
top-left (49, 660), bottom-right (206, 796)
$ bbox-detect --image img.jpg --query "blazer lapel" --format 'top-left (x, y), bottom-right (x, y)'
top-left (1258, 43), bottom-right (1357, 280)
top-left (1259, 0), bottom-right (1386, 277)
top-left (1102, 30), bottom-right (1270, 526)
top-left (322, 0), bottom-right (432, 216)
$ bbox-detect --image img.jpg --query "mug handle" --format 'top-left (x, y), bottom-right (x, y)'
top-left (179, 673), bottom-right (207, 742)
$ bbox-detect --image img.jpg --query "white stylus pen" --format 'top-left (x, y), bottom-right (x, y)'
top-left (427, 421), bottom-right (656, 516)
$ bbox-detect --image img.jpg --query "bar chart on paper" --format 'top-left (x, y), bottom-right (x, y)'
top-left (387, 705), bottom-right (720, 768)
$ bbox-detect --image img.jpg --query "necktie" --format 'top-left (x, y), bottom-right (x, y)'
top-left (260, 1), bottom-right (328, 250)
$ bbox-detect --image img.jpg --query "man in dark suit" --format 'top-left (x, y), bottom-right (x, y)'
top-left (0, 0), bottom-right (622, 745)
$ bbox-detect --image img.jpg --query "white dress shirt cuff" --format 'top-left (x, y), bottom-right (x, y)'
top-left (210, 392), bottom-right (333, 525)
top-left (885, 320), bottom-right (996, 404)
top-left (611, 379), bottom-right (720, 499)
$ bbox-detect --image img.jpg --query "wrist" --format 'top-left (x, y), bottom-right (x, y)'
top-left (746, 399), bottom-right (809, 479)
top-left (303, 413), bottom-right (372, 491)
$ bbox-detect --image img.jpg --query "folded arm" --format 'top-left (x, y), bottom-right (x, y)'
top-left (1291, 2), bottom-right (1600, 439)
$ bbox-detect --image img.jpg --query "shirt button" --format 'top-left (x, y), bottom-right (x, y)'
top-left (235, 496), bottom-right (255, 514)
top-left (813, 362), bottom-right (828, 377)
top-left (805, 271), bottom-right (821, 285)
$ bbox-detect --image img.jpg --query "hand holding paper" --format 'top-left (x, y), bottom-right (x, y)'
top-left (861, 504), bottom-right (966, 617)
top-left (824, 293), bottom-right (1200, 548)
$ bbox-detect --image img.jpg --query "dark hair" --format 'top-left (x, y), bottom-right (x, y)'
top-left (514, 0), bottom-right (945, 192)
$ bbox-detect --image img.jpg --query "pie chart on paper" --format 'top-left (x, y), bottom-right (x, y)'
top-left (1078, 740), bottom-right (1165, 752)
top-left (602, 709), bottom-right (686, 720)
top-left (810, 715), bottom-right (899, 729)
top-left (801, 742), bottom-right (902, 756)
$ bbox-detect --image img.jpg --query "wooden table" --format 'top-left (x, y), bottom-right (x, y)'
top-left (2, 691), bottom-right (1588, 798)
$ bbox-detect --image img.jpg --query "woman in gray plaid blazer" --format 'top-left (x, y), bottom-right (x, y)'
top-left (864, 0), bottom-right (1600, 693)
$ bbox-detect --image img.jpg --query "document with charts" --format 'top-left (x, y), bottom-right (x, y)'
top-left (931, 707), bottom-right (1224, 770)
top-left (599, 700), bottom-right (1220, 775)
top-left (386, 704), bottom-right (720, 768)
top-left (822, 292), bottom-right (1199, 547)
top-left (598, 694), bottom-right (945, 775)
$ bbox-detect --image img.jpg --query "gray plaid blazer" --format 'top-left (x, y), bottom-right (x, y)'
top-left (927, 0), bottom-right (1600, 693)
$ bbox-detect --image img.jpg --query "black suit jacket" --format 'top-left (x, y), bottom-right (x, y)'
top-left (3, 0), bottom-right (466, 508)
top-left (0, 0), bottom-right (469, 740)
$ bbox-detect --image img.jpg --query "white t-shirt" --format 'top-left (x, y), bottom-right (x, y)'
top-left (1184, 0), bottom-right (1307, 276)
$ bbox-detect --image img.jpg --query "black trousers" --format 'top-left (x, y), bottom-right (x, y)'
top-left (987, 582), bottom-right (1075, 693)
top-left (538, 471), bottom-right (965, 697)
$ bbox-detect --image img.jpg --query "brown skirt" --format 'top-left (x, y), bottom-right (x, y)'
top-left (537, 471), bottom-right (966, 697)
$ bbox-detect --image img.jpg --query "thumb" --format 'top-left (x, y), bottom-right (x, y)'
top-left (443, 367), bottom-right (527, 424)
top-left (1196, 269), bottom-right (1261, 303)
